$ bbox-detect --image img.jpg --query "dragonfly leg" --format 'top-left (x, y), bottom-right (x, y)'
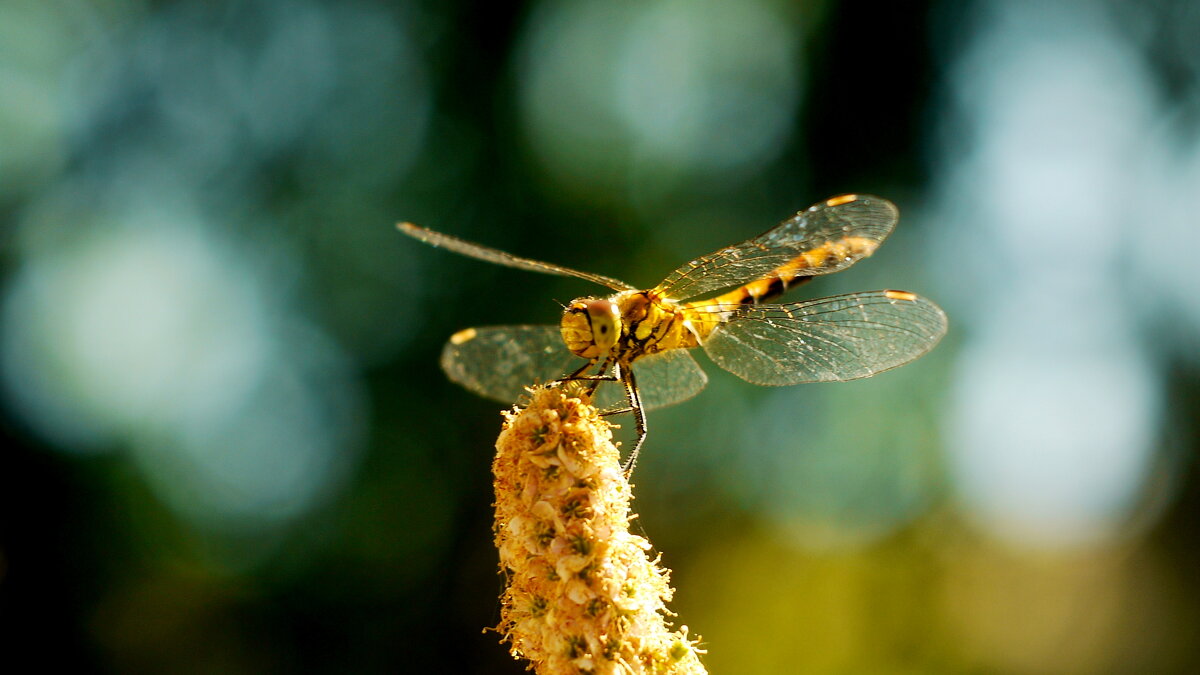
top-left (620, 366), bottom-right (647, 476)
top-left (563, 375), bottom-right (619, 382)
top-left (565, 361), bottom-right (593, 379)
top-left (598, 406), bottom-right (634, 417)
top-left (554, 357), bottom-right (616, 398)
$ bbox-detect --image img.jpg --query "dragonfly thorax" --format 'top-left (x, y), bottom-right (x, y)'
top-left (562, 290), bottom-right (701, 364)
top-left (561, 297), bottom-right (621, 359)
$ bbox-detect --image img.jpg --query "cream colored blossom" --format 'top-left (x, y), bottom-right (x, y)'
top-left (493, 385), bottom-right (706, 674)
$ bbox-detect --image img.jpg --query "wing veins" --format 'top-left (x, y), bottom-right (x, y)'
top-left (654, 195), bottom-right (898, 300)
top-left (399, 222), bottom-right (635, 292)
top-left (702, 289), bottom-right (946, 385)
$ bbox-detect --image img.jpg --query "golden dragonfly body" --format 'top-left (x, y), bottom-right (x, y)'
top-left (400, 194), bottom-right (946, 469)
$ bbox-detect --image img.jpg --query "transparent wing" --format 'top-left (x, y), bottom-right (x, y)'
top-left (631, 348), bottom-right (708, 410)
top-left (703, 290), bottom-right (947, 385)
top-left (399, 222), bottom-right (635, 292)
top-left (653, 195), bottom-right (898, 301)
top-left (570, 349), bottom-right (709, 412)
top-left (440, 325), bottom-right (586, 404)
top-left (441, 325), bottom-right (707, 411)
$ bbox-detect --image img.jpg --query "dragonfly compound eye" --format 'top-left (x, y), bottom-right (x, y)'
top-left (561, 298), bottom-right (620, 358)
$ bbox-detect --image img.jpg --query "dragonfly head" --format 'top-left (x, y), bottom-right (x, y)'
top-left (561, 297), bottom-right (621, 359)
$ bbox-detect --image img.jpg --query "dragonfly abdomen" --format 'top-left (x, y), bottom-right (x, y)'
top-left (709, 235), bottom-right (881, 307)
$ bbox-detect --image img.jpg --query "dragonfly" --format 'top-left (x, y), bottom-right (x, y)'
top-left (399, 194), bottom-right (946, 470)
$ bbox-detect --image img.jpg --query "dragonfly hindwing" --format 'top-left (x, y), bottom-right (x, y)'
top-left (703, 290), bottom-right (947, 385)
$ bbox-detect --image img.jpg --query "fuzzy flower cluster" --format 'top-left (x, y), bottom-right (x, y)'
top-left (492, 385), bottom-right (706, 674)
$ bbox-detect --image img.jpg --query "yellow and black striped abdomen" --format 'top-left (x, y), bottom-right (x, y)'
top-left (705, 235), bottom-right (881, 307)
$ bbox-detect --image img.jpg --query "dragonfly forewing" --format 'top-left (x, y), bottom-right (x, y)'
top-left (399, 223), bottom-right (635, 292)
top-left (440, 325), bottom-right (586, 404)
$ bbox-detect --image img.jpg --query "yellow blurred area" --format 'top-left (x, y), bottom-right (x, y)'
top-left (680, 522), bottom-right (1195, 674)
